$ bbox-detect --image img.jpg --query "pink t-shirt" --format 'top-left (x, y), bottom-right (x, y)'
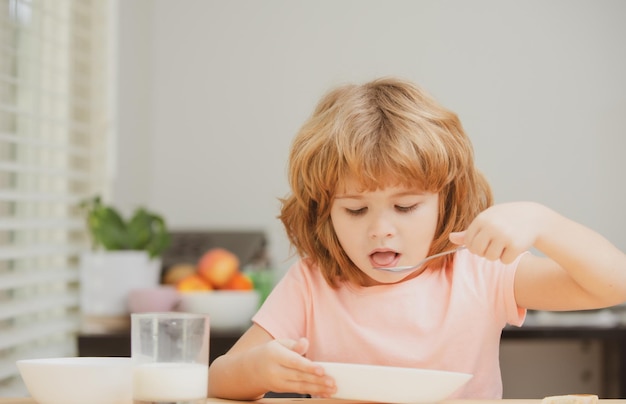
top-left (252, 248), bottom-right (526, 398)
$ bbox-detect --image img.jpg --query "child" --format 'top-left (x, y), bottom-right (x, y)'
top-left (208, 77), bottom-right (626, 399)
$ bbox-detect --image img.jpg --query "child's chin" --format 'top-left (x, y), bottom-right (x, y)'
top-left (363, 269), bottom-right (410, 286)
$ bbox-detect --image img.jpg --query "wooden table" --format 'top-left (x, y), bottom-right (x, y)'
top-left (0, 398), bottom-right (624, 404)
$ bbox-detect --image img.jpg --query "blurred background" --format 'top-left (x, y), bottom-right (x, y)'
top-left (1, 0), bottom-right (625, 398)
top-left (115, 0), bottom-right (625, 275)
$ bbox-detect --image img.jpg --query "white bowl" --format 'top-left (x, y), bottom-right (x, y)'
top-left (317, 361), bottom-right (472, 403)
top-left (17, 357), bottom-right (133, 404)
top-left (178, 290), bottom-right (260, 333)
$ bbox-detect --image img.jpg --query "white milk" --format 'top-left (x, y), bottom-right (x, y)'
top-left (133, 362), bottom-right (208, 401)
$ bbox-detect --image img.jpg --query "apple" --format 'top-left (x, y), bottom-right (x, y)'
top-left (197, 248), bottom-right (239, 288)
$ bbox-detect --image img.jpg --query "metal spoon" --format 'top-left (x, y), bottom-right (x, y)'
top-left (374, 246), bottom-right (467, 272)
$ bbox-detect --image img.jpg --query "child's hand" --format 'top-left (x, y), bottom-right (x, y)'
top-left (251, 337), bottom-right (336, 397)
top-left (449, 201), bottom-right (548, 264)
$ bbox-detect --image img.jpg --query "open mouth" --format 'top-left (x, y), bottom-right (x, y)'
top-left (369, 251), bottom-right (399, 268)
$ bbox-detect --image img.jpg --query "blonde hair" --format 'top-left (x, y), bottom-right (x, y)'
top-left (279, 77), bottom-right (492, 287)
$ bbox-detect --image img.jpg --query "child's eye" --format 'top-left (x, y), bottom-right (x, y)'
top-left (396, 204), bottom-right (419, 213)
top-left (346, 207), bottom-right (367, 216)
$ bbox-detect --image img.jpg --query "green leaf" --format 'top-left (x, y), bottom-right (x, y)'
top-left (80, 195), bottom-right (170, 258)
top-left (127, 208), bottom-right (153, 249)
top-left (88, 206), bottom-right (129, 250)
top-left (144, 215), bottom-right (171, 258)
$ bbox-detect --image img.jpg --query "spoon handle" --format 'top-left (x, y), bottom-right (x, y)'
top-left (422, 245), bottom-right (467, 261)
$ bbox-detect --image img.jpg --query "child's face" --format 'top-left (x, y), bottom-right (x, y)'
top-left (330, 179), bottom-right (440, 285)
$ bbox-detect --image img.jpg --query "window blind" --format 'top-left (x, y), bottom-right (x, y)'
top-left (0, 0), bottom-right (112, 394)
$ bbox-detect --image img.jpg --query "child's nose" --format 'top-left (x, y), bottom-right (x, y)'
top-left (368, 213), bottom-right (395, 239)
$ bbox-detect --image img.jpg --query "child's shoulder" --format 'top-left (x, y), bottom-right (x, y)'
top-left (282, 257), bottom-right (329, 287)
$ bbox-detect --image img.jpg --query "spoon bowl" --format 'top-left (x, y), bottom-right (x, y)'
top-left (374, 246), bottom-right (466, 272)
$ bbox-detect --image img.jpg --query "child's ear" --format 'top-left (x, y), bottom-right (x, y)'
top-left (449, 231), bottom-right (466, 246)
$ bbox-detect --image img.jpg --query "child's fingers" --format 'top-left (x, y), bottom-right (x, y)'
top-left (449, 231), bottom-right (466, 245)
top-left (277, 337), bottom-right (309, 355)
top-left (269, 337), bottom-right (336, 396)
top-left (282, 367), bottom-right (335, 397)
top-left (482, 238), bottom-right (507, 262)
top-left (291, 337), bottom-right (309, 355)
top-left (285, 378), bottom-right (336, 398)
top-left (273, 338), bottom-right (324, 376)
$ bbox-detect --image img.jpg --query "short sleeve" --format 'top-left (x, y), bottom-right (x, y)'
top-left (452, 249), bottom-right (527, 328)
top-left (252, 260), bottom-right (311, 339)
top-left (502, 252), bottom-right (528, 327)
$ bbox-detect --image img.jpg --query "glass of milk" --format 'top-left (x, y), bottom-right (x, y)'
top-left (131, 312), bottom-right (210, 404)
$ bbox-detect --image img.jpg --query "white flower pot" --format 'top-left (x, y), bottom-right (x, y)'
top-left (80, 251), bottom-right (161, 317)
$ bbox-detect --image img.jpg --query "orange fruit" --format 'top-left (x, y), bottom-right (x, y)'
top-left (176, 274), bottom-right (212, 292)
top-left (222, 272), bottom-right (254, 290)
top-left (163, 263), bottom-right (197, 285)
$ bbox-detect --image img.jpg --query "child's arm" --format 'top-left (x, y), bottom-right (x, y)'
top-left (450, 201), bottom-right (626, 311)
top-left (208, 323), bottom-right (336, 399)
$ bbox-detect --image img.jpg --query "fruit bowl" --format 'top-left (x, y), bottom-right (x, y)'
top-left (17, 357), bottom-right (133, 404)
top-left (178, 290), bottom-right (260, 333)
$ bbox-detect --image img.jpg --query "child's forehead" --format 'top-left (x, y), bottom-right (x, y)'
top-left (335, 175), bottom-right (427, 195)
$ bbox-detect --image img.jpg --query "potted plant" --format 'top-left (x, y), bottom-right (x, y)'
top-left (79, 196), bottom-right (171, 323)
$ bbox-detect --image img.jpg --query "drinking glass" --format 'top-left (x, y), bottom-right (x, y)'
top-left (131, 312), bottom-right (210, 404)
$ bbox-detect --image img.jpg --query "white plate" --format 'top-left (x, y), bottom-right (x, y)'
top-left (316, 361), bottom-right (472, 403)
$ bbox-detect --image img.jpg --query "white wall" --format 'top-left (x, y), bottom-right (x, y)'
top-left (115, 0), bottom-right (626, 277)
